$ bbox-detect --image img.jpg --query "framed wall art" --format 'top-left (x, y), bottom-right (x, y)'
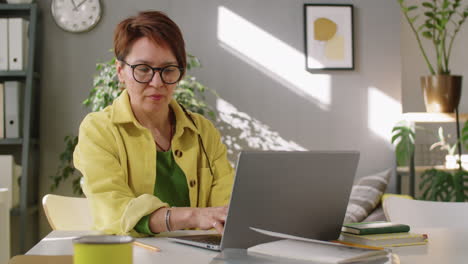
top-left (304, 4), bottom-right (354, 70)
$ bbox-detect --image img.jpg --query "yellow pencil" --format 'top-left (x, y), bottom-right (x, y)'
top-left (133, 241), bottom-right (161, 252)
top-left (332, 240), bottom-right (384, 250)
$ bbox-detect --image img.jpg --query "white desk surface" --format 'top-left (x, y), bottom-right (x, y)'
top-left (27, 230), bottom-right (219, 264)
top-left (26, 228), bottom-right (468, 264)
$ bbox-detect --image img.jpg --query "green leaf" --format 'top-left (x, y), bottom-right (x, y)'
top-left (422, 31), bottom-right (433, 39)
top-left (391, 123), bottom-right (416, 166)
top-left (409, 15), bottom-right (420, 24)
top-left (424, 22), bottom-right (435, 29)
top-left (424, 11), bottom-right (435, 18)
top-left (442, 0), bottom-right (450, 9)
top-left (408, 5), bottom-right (418, 11)
top-left (422, 2), bottom-right (434, 8)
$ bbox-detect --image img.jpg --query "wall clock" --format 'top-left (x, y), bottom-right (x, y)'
top-left (51, 0), bottom-right (102, 33)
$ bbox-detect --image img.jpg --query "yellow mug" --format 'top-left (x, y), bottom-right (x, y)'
top-left (73, 235), bottom-right (134, 264)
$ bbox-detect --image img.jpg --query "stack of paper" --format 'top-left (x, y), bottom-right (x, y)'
top-left (247, 227), bottom-right (389, 264)
top-left (339, 232), bottom-right (428, 248)
top-left (248, 239), bottom-right (388, 264)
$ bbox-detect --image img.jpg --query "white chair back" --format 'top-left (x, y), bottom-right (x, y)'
top-left (42, 194), bottom-right (93, 230)
top-left (383, 196), bottom-right (468, 228)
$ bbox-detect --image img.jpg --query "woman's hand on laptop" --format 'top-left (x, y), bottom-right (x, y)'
top-left (148, 206), bottom-right (228, 234)
top-left (192, 206), bottom-right (228, 234)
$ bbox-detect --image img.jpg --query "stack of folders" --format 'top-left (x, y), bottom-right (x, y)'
top-left (338, 221), bottom-right (428, 248)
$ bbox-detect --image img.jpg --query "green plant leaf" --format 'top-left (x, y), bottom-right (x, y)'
top-left (462, 121), bottom-right (468, 151)
top-left (424, 22), bottom-right (435, 29)
top-left (422, 31), bottom-right (433, 38)
top-left (442, 0), bottom-right (450, 9)
top-left (391, 122), bottom-right (415, 166)
top-left (422, 2), bottom-right (434, 8)
top-left (424, 11), bottom-right (435, 18)
top-left (409, 15), bottom-right (420, 24)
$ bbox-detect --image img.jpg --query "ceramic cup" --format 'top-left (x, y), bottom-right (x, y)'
top-left (73, 235), bottom-right (134, 264)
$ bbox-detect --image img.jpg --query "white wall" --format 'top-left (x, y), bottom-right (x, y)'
top-left (169, 0), bottom-right (401, 183)
top-left (36, 0), bottom-right (402, 238)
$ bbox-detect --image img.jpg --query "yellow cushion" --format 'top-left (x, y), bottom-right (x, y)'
top-left (381, 193), bottom-right (413, 203)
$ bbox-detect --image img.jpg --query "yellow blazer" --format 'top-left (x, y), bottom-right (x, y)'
top-left (74, 90), bottom-right (234, 236)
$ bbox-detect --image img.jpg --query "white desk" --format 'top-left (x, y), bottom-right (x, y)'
top-left (26, 228), bottom-right (468, 264)
top-left (27, 230), bottom-right (218, 264)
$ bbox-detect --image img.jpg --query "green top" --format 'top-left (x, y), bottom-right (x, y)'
top-left (134, 150), bottom-right (190, 234)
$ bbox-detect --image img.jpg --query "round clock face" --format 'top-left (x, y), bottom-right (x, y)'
top-left (51, 0), bottom-right (102, 33)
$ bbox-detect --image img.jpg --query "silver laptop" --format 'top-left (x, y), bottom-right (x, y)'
top-left (169, 150), bottom-right (360, 251)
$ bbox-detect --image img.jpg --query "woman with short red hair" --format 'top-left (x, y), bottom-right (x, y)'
top-left (74, 11), bottom-right (234, 236)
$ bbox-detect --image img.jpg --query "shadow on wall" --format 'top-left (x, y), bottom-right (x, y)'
top-left (216, 98), bottom-right (306, 164)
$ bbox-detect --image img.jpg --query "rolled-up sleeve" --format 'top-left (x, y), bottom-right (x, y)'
top-left (74, 114), bottom-right (168, 236)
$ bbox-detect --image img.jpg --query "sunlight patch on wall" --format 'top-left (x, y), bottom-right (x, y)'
top-left (368, 87), bottom-right (402, 141)
top-left (217, 6), bottom-right (331, 110)
top-left (216, 98), bottom-right (306, 164)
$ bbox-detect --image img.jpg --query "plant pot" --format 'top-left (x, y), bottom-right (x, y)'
top-left (420, 75), bottom-right (462, 113)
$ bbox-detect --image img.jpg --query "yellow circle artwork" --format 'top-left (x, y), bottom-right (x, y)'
top-left (314, 18), bottom-right (337, 41)
top-left (313, 18), bottom-right (345, 61)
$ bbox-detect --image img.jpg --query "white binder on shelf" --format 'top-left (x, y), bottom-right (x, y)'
top-left (7, 18), bottom-right (29, 71)
top-left (0, 83), bottom-right (4, 139)
top-left (4, 81), bottom-right (22, 138)
top-left (0, 18), bottom-right (8, 71)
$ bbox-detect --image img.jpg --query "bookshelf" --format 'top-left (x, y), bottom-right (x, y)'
top-left (0, 3), bottom-right (40, 254)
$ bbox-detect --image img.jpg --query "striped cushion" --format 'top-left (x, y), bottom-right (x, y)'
top-left (343, 169), bottom-right (391, 223)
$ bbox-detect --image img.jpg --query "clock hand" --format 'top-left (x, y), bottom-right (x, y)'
top-left (73, 0), bottom-right (88, 11)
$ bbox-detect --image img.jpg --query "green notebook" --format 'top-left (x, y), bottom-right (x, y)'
top-left (342, 221), bottom-right (410, 235)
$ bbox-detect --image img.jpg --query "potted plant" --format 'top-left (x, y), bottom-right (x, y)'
top-left (397, 0), bottom-right (468, 112)
top-left (50, 53), bottom-right (216, 194)
top-left (392, 120), bottom-right (468, 201)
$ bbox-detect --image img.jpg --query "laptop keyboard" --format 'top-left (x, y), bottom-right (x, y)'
top-left (188, 235), bottom-right (222, 245)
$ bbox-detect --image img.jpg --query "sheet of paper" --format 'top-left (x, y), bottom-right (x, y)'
top-left (250, 227), bottom-right (340, 246)
top-left (248, 227), bottom-right (389, 264)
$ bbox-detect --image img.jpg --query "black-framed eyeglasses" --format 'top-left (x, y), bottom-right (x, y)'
top-left (120, 60), bottom-right (184, 84)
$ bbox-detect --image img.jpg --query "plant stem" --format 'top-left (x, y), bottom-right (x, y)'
top-left (400, 2), bottom-right (436, 75)
top-left (447, 12), bottom-right (466, 74)
top-left (456, 108), bottom-right (463, 170)
top-left (441, 30), bottom-right (447, 74)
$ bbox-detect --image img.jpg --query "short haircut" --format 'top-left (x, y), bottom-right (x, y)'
top-left (114, 11), bottom-right (186, 72)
